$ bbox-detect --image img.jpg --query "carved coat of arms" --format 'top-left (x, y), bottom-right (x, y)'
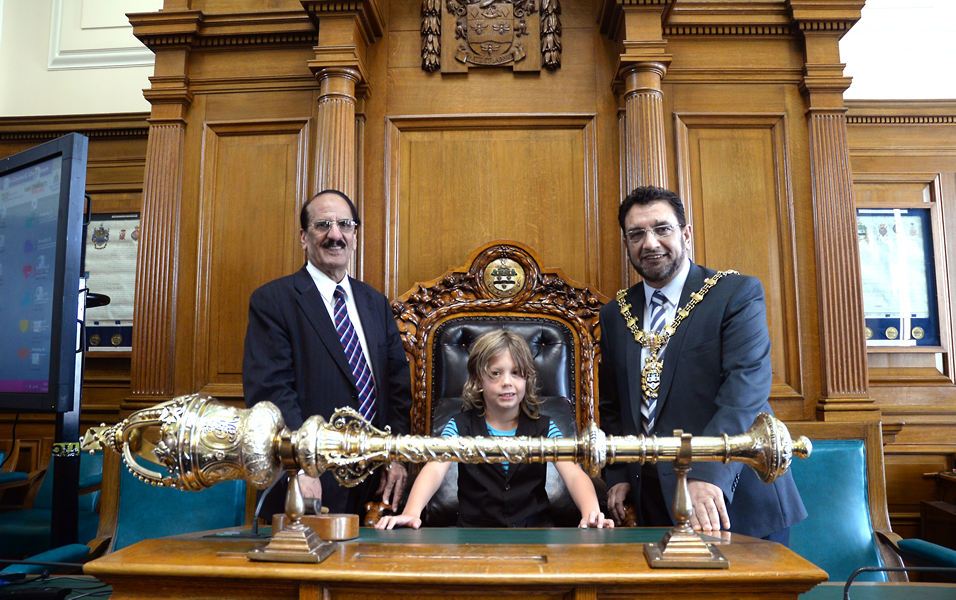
top-left (423, 0), bottom-right (561, 73)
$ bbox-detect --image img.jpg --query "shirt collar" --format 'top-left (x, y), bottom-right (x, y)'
top-left (306, 261), bottom-right (353, 304)
top-left (643, 256), bottom-right (690, 309)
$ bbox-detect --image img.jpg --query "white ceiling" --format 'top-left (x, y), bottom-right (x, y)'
top-left (841, 0), bottom-right (956, 100)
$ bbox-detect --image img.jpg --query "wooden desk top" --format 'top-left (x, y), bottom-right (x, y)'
top-left (85, 527), bottom-right (828, 600)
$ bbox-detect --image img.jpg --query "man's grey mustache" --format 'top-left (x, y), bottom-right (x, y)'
top-left (322, 241), bottom-right (347, 249)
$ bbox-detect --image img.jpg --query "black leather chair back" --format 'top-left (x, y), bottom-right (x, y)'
top-left (431, 317), bottom-right (575, 426)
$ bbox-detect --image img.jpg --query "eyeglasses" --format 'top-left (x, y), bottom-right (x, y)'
top-left (625, 224), bottom-right (680, 244)
top-left (310, 219), bottom-right (359, 233)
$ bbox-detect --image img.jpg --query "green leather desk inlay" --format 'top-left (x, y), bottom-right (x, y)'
top-left (354, 527), bottom-right (708, 545)
top-left (207, 526), bottom-right (719, 545)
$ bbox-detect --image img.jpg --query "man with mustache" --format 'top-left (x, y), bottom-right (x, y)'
top-left (243, 190), bottom-right (412, 519)
top-left (599, 186), bottom-right (805, 545)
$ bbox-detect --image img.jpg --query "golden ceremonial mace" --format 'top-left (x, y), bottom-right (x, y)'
top-left (81, 393), bottom-right (811, 568)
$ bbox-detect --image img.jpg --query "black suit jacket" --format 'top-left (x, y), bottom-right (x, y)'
top-left (599, 261), bottom-right (807, 538)
top-left (243, 265), bottom-right (412, 511)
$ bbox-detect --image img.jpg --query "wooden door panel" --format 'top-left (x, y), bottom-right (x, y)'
top-left (676, 114), bottom-right (802, 405)
top-left (386, 116), bottom-right (598, 296)
top-left (197, 120), bottom-right (310, 395)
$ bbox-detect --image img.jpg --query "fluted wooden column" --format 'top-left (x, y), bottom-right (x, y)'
top-left (314, 68), bottom-right (360, 199)
top-left (806, 109), bottom-right (875, 419)
top-left (793, 0), bottom-right (876, 420)
top-left (622, 64), bottom-right (668, 190)
top-left (130, 101), bottom-right (190, 404)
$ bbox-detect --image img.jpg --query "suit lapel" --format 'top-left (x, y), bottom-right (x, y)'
top-left (654, 262), bottom-right (705, 420)
top-left (623, 285), bottom-right (646, 433)
top-left (293, 267), bottom-right (355, 388)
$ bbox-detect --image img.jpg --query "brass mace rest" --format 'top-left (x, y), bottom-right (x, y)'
top-left (82, 393), bottom-right (811, 568)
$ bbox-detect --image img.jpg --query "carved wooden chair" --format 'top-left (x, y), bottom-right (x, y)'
top-left (386, 241), bottom-right (609, 526)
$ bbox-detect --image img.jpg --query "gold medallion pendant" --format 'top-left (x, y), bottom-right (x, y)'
top-left (642, 355), bottom-right (663, 398)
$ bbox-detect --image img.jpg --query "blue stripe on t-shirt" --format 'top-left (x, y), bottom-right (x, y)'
top-left (440, 417), bottom-right (562, 438)
top-left (440, 416), bottom-right (561, 471)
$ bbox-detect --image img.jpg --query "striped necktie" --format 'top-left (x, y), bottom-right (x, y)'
top-left (642, 290), bottom-right (668, 435)
top-left (332, 286), bottom-right (377, 423)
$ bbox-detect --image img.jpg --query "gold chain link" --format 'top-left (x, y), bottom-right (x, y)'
top-left (615, 270), bottom-right (738, 351)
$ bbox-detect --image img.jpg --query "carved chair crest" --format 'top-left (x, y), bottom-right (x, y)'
top-left (391, 241), bottom-right (608, 435)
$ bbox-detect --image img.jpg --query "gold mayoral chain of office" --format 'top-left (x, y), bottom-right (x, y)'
top-left (615, 270), bottom-right (738, 400)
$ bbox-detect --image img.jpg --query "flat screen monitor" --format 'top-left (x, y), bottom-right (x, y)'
top-left (0, 133), bottom-right (88, 412)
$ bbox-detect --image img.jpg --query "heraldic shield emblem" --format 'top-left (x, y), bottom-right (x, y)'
top-left (482, 257), bottom-right (526, 298)
top-left (461, 1), bottom-right (523, 66)
top-left (436, 0), bottom-right (558, 73)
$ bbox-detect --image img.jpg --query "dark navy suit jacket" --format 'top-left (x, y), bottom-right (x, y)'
top-left (599, 261), bottom-right (807, 538)
top-left (243, 265), bottom-right (412, 511)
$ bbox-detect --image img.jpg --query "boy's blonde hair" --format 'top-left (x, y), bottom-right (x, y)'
top-left (461, 330), bottom-right (541, 419)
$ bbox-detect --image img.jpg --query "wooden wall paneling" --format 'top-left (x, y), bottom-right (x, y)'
top-left (673, 113), bottom-right (803, 419)
top-left (883, 446), bottom-right (956, 539)
top-left (594, 30), bottom-right (625, 298)
top-left (129, 115), bottom-right (189, 405)
top-left (384, 115), bottom-right (599, 298)
top-left (845, 101), bottom-right (956, 546)
top-left (194, 119), bottom-right (311, 399)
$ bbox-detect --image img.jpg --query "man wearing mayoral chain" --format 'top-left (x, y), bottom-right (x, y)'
top-left (599, 186), bottom-right (806, 544)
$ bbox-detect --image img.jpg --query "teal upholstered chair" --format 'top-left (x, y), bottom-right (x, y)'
top-left (0, 441), bottom-right (48, 511)
top-left (0, 450), bottom-right (103, 557)
top-left (94, 448), bottom-right (247, 553)
top-left (787, 421), bottom-right (905, 583)
top-left (877, 531), bottom-right (956, 582)
top-left (0, 543), bottom-right (92, 575)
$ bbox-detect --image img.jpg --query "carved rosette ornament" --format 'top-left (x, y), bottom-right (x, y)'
top-left (427, 0), bottom-right (560, 72)
top-left (391, 242), bottom-right (606, 435)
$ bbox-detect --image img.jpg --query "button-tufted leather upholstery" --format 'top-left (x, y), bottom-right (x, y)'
top-left (431, 317), bottom-right (575, 420)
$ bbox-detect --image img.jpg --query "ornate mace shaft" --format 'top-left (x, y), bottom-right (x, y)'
top-left (81, 394), bottom-right (810, 492)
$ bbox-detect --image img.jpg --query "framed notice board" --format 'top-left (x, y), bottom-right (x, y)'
top-left (857, 207), bottom-right (940, 347)
top-left (84, 213), bottom-right (139, 350)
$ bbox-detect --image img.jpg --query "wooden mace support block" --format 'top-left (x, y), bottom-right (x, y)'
top-left (274, 513), bottom-right (359, 541)
top-left (301, 514), bottom-right (359, 541)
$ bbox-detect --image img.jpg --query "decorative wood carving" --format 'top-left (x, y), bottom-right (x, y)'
top-left (791, 0), bottom-right (874, 420)
top-left (432, 0), bottom-right (558, 73)
top-left (391, 241), bottom-right (608, 435)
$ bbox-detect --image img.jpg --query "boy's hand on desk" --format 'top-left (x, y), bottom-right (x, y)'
top-left (375, 514), bottom-right (422, 530)
top-left (580, 511), bottom-right (614, 529)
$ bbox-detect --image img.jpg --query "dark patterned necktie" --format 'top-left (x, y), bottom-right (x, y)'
top-left (332, 286), bottom-right (377, 423)
top-left (642, 290), bottom-right (668, 435)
